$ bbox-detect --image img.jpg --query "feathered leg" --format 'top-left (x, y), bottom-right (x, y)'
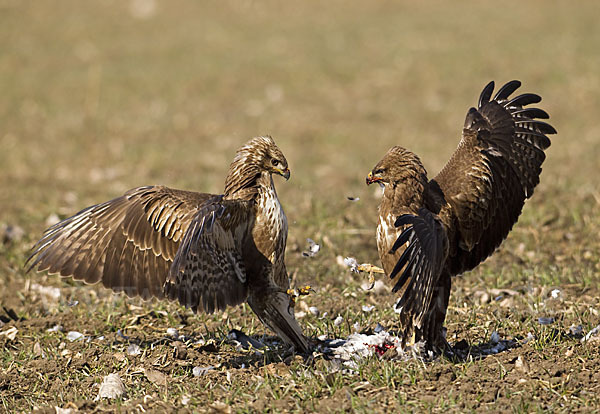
top-left (247, 287), bottom-right (311, 354)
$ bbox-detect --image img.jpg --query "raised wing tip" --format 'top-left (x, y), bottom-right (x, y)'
top-left (478, 81), bottom-right (495, 107)
top-left (493, 80), bottom-right (522, 102)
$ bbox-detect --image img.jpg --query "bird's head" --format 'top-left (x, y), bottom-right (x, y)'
top-left (366, 146), bottom-right (426, 187)
top-left (224, 136), bottom-right (290, 197)
top-left (259, 137), bottom-right (290, 180)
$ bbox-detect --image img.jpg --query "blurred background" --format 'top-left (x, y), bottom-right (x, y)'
top-left (1, 1), bottom-right (600, 410)
top-left (1, 0), bottom-right (598, 285)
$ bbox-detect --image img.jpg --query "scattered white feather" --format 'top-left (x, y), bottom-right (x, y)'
top-left (47, 324), bottom-right (63, 333)
top-left (0, 327), bottom-right (17, 341)
top-left (95, 373), bottom-right (125, 400)
top-left (343, 257), bottom-right (359, 273)
top-left (324, 330), bottom-right (402, 367)
top-left (127, 344), bottom-right (141, 356)
top-left (302, 238), bottom-right (320, 257)
top-left (333, 316), bottom-right (344, 327)
top-left (362, 305), bottom-right (375, 313)
top-left (582, 325), bottom-right (600, 343)
top-left (66, 331), bottom-right (85, 342)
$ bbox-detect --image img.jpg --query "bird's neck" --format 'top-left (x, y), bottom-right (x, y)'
top-left (381, 170), bottom-right (428, 216)
top-left (223, 169), bottom-right (274, 201)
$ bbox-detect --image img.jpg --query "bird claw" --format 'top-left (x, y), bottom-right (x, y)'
top-left (366, 272), bottom-right (376, 290)
top-left (354, 263), bottom-right (383, 290)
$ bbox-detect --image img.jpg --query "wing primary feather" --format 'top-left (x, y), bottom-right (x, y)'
top-left (506, 93), bottom-right (541, 107)
top-left (515, 129), bottom-right (552, 149)
top-left (394, 213), bottom-right (418, 228)
top-left (512, 107), bottom-right (550, 119)
top-left (391, 257), bottom-right (414, 293)
top-left (514, 120), bottom-right (557, 134)
top-left (492, 80), bottom-right (521, 102)
top-left (392, 238), bottom-right (416, 277)
top-left (389, 226), bottom-right (413, 254)
top-left (478, 81), bottom-right (495, 107)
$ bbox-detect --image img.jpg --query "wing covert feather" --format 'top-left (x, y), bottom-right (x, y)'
top-left (27, 186), bottom-right (212, 299)
top-left (164, 197), bottom-right (253, 313)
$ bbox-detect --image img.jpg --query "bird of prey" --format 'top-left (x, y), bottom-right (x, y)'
top-left (366, 81), bottom-right (555, 351)
top-left (27, 136), bottom-right (310, 353)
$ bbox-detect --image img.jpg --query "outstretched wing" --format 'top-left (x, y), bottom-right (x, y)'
top-left (432, 80), bottom-right (555, 274)
top-left (27, 186), bottom-right (211, 299)
top-left (389, 208), bottom-right (448, 328)
top-left (164, 197), bottom-right (253, 314)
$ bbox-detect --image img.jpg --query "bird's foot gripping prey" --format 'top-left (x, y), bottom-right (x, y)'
top-left (27, 136), bottom-right (311, 354)
top-left (367, 80), bottom-right (556, 354)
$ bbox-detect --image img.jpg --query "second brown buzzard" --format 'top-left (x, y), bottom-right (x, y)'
top-left (28, 136), bottom-right (310, 353)
top-left (366, 81), bottom-right (556, 351)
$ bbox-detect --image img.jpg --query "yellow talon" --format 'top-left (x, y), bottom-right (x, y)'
top-left (356, 264), bottom-right (384, 274)
top-left (355, 264), bottom-right (384, 290)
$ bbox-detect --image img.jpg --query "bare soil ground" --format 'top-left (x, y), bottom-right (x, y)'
top-left (1, 1), bottom-right (599, 412)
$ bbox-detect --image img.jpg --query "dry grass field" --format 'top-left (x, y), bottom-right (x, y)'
top-left (1, 0), bottom-right (599, 412)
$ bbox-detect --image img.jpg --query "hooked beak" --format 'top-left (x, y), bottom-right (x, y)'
top-left (278, 168), bottom-right (291, 180)
top-left (366, 171), bottom-right (382, 185)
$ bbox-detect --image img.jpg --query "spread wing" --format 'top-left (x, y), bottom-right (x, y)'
top-left (27, 186), bottom-right (211, 299)
top-left (432, 80), bottom-right (555, 274)
top-left (389, 208), bottom-right (448, 328)
top-left (164, 197), bottom-right (253, 313)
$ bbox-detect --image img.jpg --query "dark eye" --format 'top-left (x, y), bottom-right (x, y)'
top-left (271, 159), bottom-right (280, 167)
top-left (374, 168), bottom-right (385, 175)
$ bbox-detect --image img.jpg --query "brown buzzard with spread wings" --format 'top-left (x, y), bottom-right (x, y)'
top-left (28, 136), bottom-right (310, 353)
top-left (366, 81), bottom-right (556, 351)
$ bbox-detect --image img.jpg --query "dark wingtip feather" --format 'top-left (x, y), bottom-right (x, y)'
top-left (493, 80), bottom-right (521, 102)
top-left (478, 81), bottom-right (495, 108)
top-left (394, 213), bottom-right (417, 228)
top-left (392, 242), bottom-right (415, 277)
top-left (506, 93), bottom-right (541, 107)
top-left (515, 120), bottom-right (557, 135)
top-left (389, 226), bottom-right (412, 254)
top-left (516, 129), bottom-right (552, 150)
top-left (512, 107), bottom-right (550, 120)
